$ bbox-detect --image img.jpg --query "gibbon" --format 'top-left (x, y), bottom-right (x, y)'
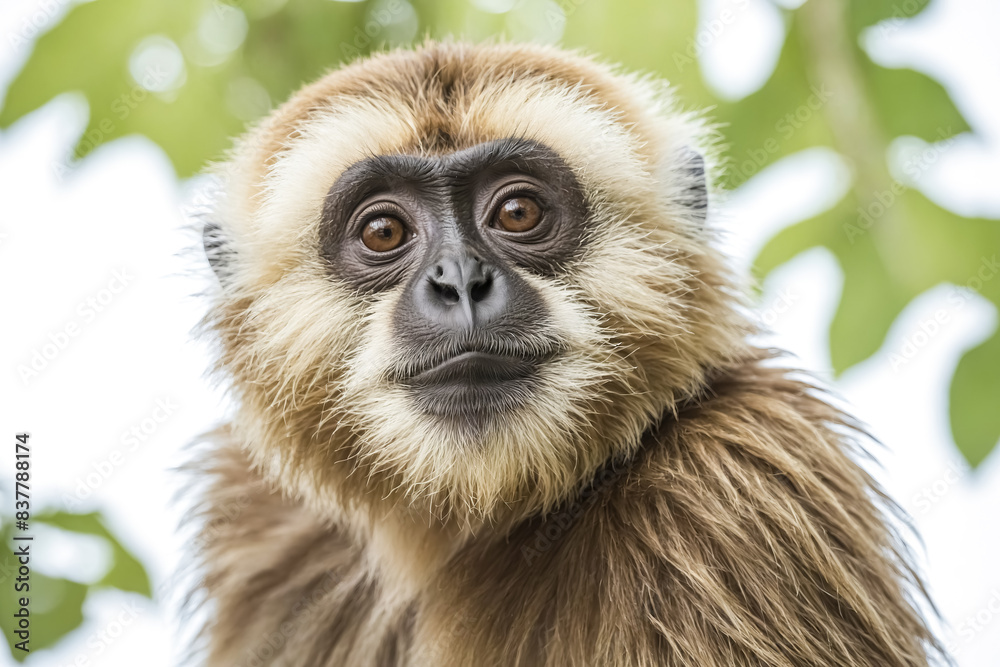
top-left (192, 41), bottom-right (945, 666)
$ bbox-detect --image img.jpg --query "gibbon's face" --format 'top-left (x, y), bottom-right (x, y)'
top-left (323, 138), bottom-right (587, 419)
top-left (207, 43), bottom-right (744, 524)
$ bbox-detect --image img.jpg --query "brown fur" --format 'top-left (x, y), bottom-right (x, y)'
top-left (190, 42), bottom-right (946, 666)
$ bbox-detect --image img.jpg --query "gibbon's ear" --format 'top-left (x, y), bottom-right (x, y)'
top-left (677, 148), bottom-right (708, 227)
top-left (203, 219), bottom-right (229, 280)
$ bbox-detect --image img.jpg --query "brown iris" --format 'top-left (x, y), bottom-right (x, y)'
top-left (495, 196), bottom-right (542, 232)
top-left (361, 216), bottom-right (406, 252)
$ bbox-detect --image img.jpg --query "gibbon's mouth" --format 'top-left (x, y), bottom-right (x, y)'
top-left (411, 351), bottom-right (541, 385)
top-left (395, 337), bottom-right (562, 382)
top-left (402, 347), bottom-right (557, 418)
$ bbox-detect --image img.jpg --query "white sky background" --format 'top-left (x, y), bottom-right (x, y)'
top-left (0, 0), bottom-right (998, 665)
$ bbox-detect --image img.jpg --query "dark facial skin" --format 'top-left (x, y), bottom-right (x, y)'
top-left (319, 138), bottom-right (589, 421)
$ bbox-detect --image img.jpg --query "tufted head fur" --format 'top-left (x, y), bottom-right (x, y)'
top-left (203, 41), bottom-right (750, 532)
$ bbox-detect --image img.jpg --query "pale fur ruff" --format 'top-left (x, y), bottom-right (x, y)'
top-left (193, 42), bottom-right (946, 666)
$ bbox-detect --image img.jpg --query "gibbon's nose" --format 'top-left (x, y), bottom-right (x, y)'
top-left (419, 252), bottom-right (508, 329)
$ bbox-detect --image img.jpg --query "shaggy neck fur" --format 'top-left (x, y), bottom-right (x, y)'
top-left (191, 351), bottom-right (945, 666)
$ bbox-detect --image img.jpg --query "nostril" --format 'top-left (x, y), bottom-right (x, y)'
top-left (434, 265), bottom-right (444, 278)
top-left (470, 274), bottom-right (492, 303)
top-left (431, 280), bottom-right (460, 305)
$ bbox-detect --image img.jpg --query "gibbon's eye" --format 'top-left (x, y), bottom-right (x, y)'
top-left (361, 216), bottom-right (408, 252)
top-left (494, 196), bottom-right (542, 233)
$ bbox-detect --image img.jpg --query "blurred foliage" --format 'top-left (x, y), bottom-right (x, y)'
top-left (4, 0), bottom-right (998, 448)
top-left (1, 0), bottom-right (999, 650)
top-left (0, 510), bottom-right (151, 661)
top-left (4, 5), bottom-right (999, 448)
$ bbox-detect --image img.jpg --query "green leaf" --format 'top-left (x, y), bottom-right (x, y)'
top-left (759, 178), bottom-right (1000, 377)
top-left (739, 1), bottom-right (998, 464)
top-left (714, 18), bottom-right (837, 189)
top-left (0, 0), bottom-right (372, 176)
top-left (36, 512), bottom-right (152, 597)
top-left (753, 197), bottom-right (844, 279)
top-left (951, 330), bottom-right (1000, 467)
top-left (0, 0), bottom-right (204, 170)
top-left (860, 60), bottom-right (970, 142)
top-left (713, 11), bottom-right (970, 186)
top-left (827, 232), bottom-right (912, 372)
top-left (0, 530), bottom-right (88, 660)
top-left (0, 511), bottom-right (151, 659)
top-left (846, 0), bottom-right (931, 34)
top-left (562, 0), bottom-right (705, 101)
top-left (753, 195), bottom-right (913, 373)
top-left (239, 0), bottom-right (373, 99)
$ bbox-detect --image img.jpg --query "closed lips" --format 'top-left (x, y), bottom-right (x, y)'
top-left (410, 351), bottom-right (542, 385)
